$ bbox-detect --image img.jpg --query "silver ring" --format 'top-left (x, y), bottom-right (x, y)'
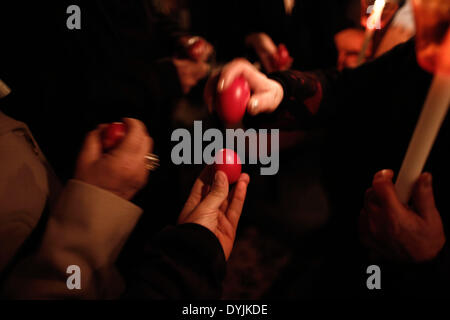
top-left (145, 153), bottom-right (160, 171)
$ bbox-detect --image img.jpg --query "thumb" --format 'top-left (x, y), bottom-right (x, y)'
top-left (197, 171), bottom-right (229, 211)
top-left (372, 169), bottom-right (405, 215)
top-left (412, 172), bottom-right (438, 221)
top-left (247, 91), bottom-right (278, 115)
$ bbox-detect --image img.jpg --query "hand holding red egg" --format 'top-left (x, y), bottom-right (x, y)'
top-left (204, 59), bottom-right (284, 118)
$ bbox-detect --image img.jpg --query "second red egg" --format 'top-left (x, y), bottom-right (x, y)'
top-left (102, 122), bottom-right (127, 151)
top-left (214, 148), bottom-right (242, 184)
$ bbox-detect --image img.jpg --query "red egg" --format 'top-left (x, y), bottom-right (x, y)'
top-left (278, 44), bottom-right (290, 63)
top-left (272, 44), bottom-right (293, 70)
top-left (214, 149), bottom-right (242, 184)
top-left (102, 122), bottom-right (126, 150)
top-left (217, 76), bottom-right (250, 125)
top-left (188, 38), bottom-right (206, 61)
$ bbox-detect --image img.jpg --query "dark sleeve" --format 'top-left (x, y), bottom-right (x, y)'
top-left (118, 58), bottom-right (183, 117)
top-left (267, 39), bottom-right (425, 128)
top-left (395, 243), bottom-right (450, 298)
top-left (267, 69), bottom-right (338, 128)
top-left (427, 243), bottom-right (450, 293)
top-left (122, 224), bottom-right (226, 300)
top-left (143, 0), bottom-right (189, 51)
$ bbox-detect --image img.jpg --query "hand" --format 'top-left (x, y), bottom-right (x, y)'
top-left (179, 36), bottom-right (214, 62)
top-left (359, 169), bottom-right (446, 263)
top-left (334, 28), bottom-right (371, 70)
top-left (204, 58), bottom-right (284, 117)
top-left (178, 166), bottom-right (250, 260)
top-left (245, 32), bottom-right (279, 73)
top-left (75, 118), bottom-right (153, 201)
top-left (173, 58), bottom-right (210, 94)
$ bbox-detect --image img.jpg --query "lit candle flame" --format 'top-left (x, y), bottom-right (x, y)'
top-left (367, 0), bottom-right (386, 30)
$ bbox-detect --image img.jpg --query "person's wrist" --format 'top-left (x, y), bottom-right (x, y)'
top-left (74, 174), bottom-right (135, 201)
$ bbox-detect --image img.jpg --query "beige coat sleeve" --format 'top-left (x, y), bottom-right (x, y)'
top-left (2, 179), bottom-right (143, 300)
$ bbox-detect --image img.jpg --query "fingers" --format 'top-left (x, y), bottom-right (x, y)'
top-left (371, 169), bottom-right (406, 217)
top-left (412, 172), bottom-right (439, 221)
top-left (77, 126), bottom-right (103, 165)
top-left (363, 187), bottom-right (381, 214)
top-left (226, 173), bottom-right (250, 227)
top-left (196, 170), bottom-right (229, 211)
top-left (218, 58), bottom-right (266, 92)
top-left (247, 81), bottom-right (283, 115)
top-left (260, 54), bottom-right (276, 73)
top-left (113, 118), bottom-right (149, 155)
top-left (211, 58), bottom-right (283, 117)
top-left (179, 166), bottom-right (214, 222)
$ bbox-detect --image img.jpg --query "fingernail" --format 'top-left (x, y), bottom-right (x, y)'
top-left (250, 99), bottom-right (258, 113)
top-left (375, 169), bottom-right (392, 180)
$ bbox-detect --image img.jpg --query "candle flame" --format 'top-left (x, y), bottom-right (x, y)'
top-left (367, 0), bottom-right (386, 30)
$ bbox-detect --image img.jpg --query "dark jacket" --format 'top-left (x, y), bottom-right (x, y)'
top-left (269, 39), bottom-right (450, 297)
top-left (190, 0), bottom-right (353, 69)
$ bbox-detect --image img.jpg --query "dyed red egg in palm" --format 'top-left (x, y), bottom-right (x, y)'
top-left (217, 76), bottom-right (250, 125)
top-left (102, 122), bottom-right (126, 150)
top-left (214, 149), bottom-right (242, 184)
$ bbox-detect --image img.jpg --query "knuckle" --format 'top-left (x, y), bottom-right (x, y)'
top-left (210, 187), bottom-right (226, 199)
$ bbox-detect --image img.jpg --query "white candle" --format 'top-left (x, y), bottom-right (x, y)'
top-left (395, 72), bottom-right (450, 203)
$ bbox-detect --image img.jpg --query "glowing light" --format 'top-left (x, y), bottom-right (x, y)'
top-left (367, 0), bottom-right (386, 30)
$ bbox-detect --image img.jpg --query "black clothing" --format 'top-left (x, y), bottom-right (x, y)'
top-left (1, 0), bottom-right (184, 180)
top-left (246, 0), bottom-right (353, 70)
top-left (123, 224), bottom-right (226, 299)
top-left (270, 39), bottom-right (450, 297)
top-left (0, 0), bottom-right (195, 283)
top-left (189, 0), bottom-right (353, 69)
